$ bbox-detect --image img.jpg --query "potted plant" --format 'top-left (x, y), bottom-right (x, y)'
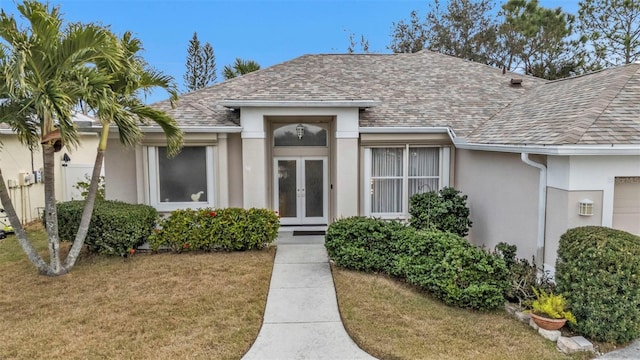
top-left (528, 288), bottom-right (577, 330)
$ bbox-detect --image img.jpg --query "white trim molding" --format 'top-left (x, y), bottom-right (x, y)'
top-left (220, 99), bottom-right (379, 108)
top-left (454, 139), bottom-right (640, 156)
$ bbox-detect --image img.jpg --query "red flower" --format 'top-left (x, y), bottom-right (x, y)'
top-left (210, 211), bottom-right (217, 217)
top-left (183, 243), bottom-right (190, 249)
top-left (129, 248), bottom-right (136, 255)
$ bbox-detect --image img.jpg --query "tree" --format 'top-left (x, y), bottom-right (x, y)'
top-left (424, 0), bottom-right (500, 65)
top-left (499, 0), bottom-right (581, 79)
top-left (223, 58), bottom-right (261, 80)
top-left (0, 0), bottom-right (122, 275)
top-left (346, 31), bottom-right (370, 53)
top-left (183, 32), bottom-right (216, 92)
top-left (64, 32), bottom-right (183, 270)
top-left (578, 0), bottom-right (640, 66)
top-left (389, 10), bottom-right (427, 53)
top-left (389, 0), bottom-right (500, 65)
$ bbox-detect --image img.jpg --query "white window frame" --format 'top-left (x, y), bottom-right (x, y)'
top-left (364, 145), bottom-right (450, 219)
top-left (147, 146), bottom-right (215, 212)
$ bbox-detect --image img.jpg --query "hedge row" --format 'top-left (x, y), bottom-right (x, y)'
top-left (57, 200), bottom-right (157, 256)
top-left (325, 217), bottom-right (509, 310)
top-left (556, 226), bottom-right (640, 343)
top-left (149, 207), bottom-right (279, 252)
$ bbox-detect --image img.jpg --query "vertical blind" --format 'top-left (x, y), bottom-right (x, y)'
top-left (370, 147), bottom-right (440, 214)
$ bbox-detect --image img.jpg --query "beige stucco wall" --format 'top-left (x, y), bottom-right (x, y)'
top-left (455, 149), bottom-right (541, 261)
top-left (227, 133), bottom-right (244, 207)
top-left (545, 188), bottom-right (603, 269)
top-left (0, 132), bottom-right (99, 223)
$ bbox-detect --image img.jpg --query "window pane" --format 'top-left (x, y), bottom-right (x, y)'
top-left (372, 179), bottom-right (403, 213)
top-left (409, 147), bottom-right (439, 176)
top-left (274, 124), bottom-right (327, 146)
top-left (305, 160), bottom-right (324, 217)
top-left (158, 147), bottom-right (207, 203)
top-left (409, 178), bottom-right (439, 197)
top-left (372, 148), bottom-right (403, 177)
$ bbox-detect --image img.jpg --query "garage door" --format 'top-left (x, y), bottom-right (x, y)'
top-left (613, 177), bottom-right (640, 235)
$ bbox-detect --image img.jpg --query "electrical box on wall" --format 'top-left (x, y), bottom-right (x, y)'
top-left (33, 169), bottom-right (43, 183)
top-left (18, 172), bottom-right (32, 186)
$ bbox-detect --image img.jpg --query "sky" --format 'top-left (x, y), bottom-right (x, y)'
top-left (0, 0), bottom-right (581, 103)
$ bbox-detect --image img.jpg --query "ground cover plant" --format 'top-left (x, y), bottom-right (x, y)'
top-left (0, 226), bottom-right (274, 359)
top-left (556, 226), bottom-right (640, 343)
top-left (333, 267), bottom-right (594, 360)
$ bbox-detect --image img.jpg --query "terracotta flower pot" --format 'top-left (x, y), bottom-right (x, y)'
top-left (530, 313), bottom-right (567, 330)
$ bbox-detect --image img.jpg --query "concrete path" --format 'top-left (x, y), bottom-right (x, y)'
top-left (242, 233), bottom-right (376, 360)
top-left (597, 339), bottom-right (640, 359)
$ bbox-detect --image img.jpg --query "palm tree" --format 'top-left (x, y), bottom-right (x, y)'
top-left (0, 1), bottom-right (122, 275)
top-left (223, 58), bottom-right (261, 80)
top-left (64, 32), bottom-right (183, 269)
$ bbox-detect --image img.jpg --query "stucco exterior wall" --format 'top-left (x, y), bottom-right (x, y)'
top-left (545, 188), bottom-right (603, 270)
top-left (455, 149), bottom-right (541, 261)
top-left (104, 138), bottom-right (138, 203)
top-left (0, 132), bottom-right (99, 223)
top-left (227, 133), bottom-right (244, 208)
top-left (548, 155), bottom-right (640, 227)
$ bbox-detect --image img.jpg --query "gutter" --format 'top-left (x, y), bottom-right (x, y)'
top-left (454, 139), bottom-right (640, 156)
top-left (359, 126), bottom-right (457, 142)
top-left (520, 153), bottom-right (546, 270)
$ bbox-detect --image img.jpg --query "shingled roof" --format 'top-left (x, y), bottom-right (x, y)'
top-left (150, 50), bottom-right (542, 137)
top-left (466, 63), bottom-right (640, 145)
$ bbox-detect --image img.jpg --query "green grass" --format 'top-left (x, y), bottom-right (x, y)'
top-left (0, 228), bottom-right (274, 360)
top-left (333, 266), bottom-right (595, 360)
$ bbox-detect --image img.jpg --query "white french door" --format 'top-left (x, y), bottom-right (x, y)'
top-left (274, 157), bottom-right (328, 225)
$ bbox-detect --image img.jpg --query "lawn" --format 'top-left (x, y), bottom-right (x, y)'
top-left (333, 267), bottom-right (594, 360)
top-left (0, 228), bottom-right (274, 360)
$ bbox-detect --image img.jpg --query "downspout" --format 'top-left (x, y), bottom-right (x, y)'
top-left (521, 153), bottom-right (546, 270)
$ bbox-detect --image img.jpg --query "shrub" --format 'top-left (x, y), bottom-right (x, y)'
top-left (324, 216), bottom-right (406, 273)
top-left (556, 226), bottom-right (640, 343)
top-left (494, 242), bottom-right (554, 308)
top-left (409, 187), bottom-right (472, 237)
top-left (396, 229), bottom-right (509, 310)
top-left (149, 207), bottom-right (279, 252)
top-left (57, 200), bottom-right (157, 256)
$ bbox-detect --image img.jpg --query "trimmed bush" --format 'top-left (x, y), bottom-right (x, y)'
top-left (396, 229), bottom-right (509, 310)
top-left (326, 217), bottom-right (509, 310)
top-left (324, 216), bottom-right (407, 273)
top-left (149, 207), bottom-right (279, 252)
top-left (57, 200), bottom-right (157, 256)
top-left (556, 226), bottom-right (640, 343)
top-left (409, 187), bottom-right (472, 237)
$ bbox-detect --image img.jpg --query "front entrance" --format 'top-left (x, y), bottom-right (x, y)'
top-left (274, 156), bottom-right (328, 225)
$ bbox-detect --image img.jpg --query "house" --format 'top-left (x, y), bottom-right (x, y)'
top-left (0, 113), bottom-right (101, 224)
top-left (104, 50), bottom-right (640, 275)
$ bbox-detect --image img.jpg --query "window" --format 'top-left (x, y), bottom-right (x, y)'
top-left (364, 146), bottom-right (449, 218)
top-left (273, 123), bottom-right (327, 146)
top-left (148, 146), bottom-right (214, 211)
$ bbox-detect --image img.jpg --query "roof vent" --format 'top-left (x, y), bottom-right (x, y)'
top-left (510, 78), bottom-right (523, 86)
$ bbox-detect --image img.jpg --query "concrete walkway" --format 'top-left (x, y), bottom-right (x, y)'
top-left (242, 233), bottom-right (376, 360)
top-left (597, 339), bottom-right (640, 359)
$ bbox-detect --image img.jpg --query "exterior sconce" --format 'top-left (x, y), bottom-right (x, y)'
top-left (578, 199), bottom-right (594, 216)
top-left (62, 153), bottom-right (71, 167)
top-left (296, 124), bottom-right (305, 140)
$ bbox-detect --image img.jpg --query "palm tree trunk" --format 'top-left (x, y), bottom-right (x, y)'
top-left (42, 144), bottom-right (66, 276)
top-left (0, 167), bottom-right (50, 273)
top-left (64, 126), bottom-right (108, 269)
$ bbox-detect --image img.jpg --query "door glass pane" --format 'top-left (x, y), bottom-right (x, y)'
top-left (158, 147), bottom-right (207, 203)
top-left (277, 160), bottom-right (297, 218)
top-left (305, 160), bottom-right (324, 218)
